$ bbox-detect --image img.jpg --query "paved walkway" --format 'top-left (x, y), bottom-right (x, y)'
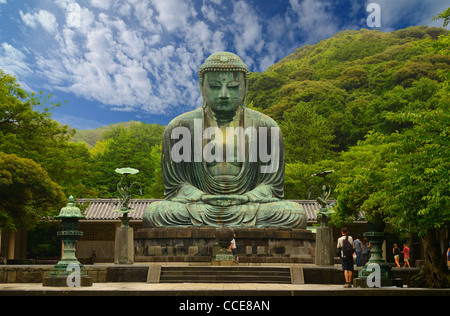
top-left (0, 282), bottom-right (448, 296)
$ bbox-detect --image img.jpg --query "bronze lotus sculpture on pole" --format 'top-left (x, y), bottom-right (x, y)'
top-left (114, 167), bottom-right (142, 264)
top-left (114, 167), bottom-right (142, 227)
top-left (309, 170), bottom-right (335, 266)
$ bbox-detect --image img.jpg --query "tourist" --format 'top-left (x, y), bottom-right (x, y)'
top-left (354, 235), bottom-right (362, 266)
top-left (402, 243), bottom-right (410, 268)
top-left (393, 244), bottom-right (401, 267)
top-left (231, 234), bottom-right (237, 257)
top-left (362, 237), bottom-right (370, 265)
top-left (337, 227), bottom-right (354, 288)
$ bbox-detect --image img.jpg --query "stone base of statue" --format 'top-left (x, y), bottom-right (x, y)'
top-left (115, 226), bottom-right (134, 264)
top-left (135, 227), bottom-right (315, 264)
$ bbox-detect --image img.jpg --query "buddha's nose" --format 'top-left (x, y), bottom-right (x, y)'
top-left (220, 85), bottom-right (230, 99)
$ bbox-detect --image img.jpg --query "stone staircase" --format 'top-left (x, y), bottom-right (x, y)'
top-left (158, 266), bottom-right (293, 284)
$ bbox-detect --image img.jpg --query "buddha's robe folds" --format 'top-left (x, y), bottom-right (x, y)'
top-left (143, 107), bottom-right (307, 228)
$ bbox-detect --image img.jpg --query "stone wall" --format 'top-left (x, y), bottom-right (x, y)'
top-left (0, 265), bottom-right (108, 283)
top-left (135, 227), bottom-right (316, 263)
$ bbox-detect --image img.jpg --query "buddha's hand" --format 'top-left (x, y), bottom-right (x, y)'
top-left (171, 185), bottom-right (206, 203)
top-left (201, 194), bottom-right (249, 206)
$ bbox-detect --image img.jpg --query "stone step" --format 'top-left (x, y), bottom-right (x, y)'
top-left (160, 276), bottom-right (292, 283)
top-left (159, 266), bottom-right (292, 284)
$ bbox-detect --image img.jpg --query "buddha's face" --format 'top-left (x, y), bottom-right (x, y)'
top-left (202, 71), bottom-right (245, 115)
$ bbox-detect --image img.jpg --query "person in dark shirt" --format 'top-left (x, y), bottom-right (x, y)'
top-left (393, 244), bottom-right (401, 267)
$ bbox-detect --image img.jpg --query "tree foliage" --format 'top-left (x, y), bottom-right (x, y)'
top-left (247, 23), bottom-right (449, 287)
top-left (0, 69), bottom-right (93, 198)
top-left (88, 122), bottom-right (165, 198)
top-left (0, 152), bottom-right (66, 231)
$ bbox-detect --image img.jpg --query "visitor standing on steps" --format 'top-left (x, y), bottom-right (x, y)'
top-left (393, 244), bottom-right (401, 267)
top-left (231, 234), bottom-right (237, 259)
top-left (354, 235), bottom-right (362, 266)
top-left (402, 243), bottom-right (411, 268)
top-left (337, 227), bottom-right (354, 288)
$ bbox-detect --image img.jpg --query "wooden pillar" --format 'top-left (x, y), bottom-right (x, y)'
top-left (7, 232), bottom-right (15, 260)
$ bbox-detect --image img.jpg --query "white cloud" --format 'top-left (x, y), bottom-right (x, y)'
top-left (19, 10), bottom-right (58, 34)
top-left (288, 0), bottom-right (340, 44)
top-left (150, 0), bottom-right (196, 32)
top-left (0, 43), bottom-right (30, 77)
top-left (201, 2), bottom-right (218, 23)
top-left (90, 0), bottom-right (113, 10)
top-left (230, 1), bottom-right (264, 68)
top-left (0, 42), bottom-right (33, 91)
top-left (7, 0), bottom-right (448, 121)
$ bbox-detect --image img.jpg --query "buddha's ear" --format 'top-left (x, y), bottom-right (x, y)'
top-left (200, 73), bottom-right (207, 108)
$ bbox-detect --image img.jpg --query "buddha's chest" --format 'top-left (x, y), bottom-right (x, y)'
top-left (204, 121), bottom-right (245, 177)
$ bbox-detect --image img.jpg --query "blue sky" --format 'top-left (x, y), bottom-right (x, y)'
top-left (0, 0), bottom-right (448, 130)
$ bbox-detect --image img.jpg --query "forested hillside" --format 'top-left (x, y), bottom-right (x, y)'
top-left (246, 24), bottom-right (449, 287)
top-left (246, 26), bottom-right (449, 201)
top-left (69, 121), bottom-right (139, 149)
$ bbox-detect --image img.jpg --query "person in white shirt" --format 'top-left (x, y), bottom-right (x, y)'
top-left (230, 234), bottom-right (237, 257)
top-left (337, 227), bottom-right (354, 288)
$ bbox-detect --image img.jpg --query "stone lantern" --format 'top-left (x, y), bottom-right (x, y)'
top-left (43, 196), bottom-right (92, 287)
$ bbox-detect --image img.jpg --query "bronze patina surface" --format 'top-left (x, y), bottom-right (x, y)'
top-left (143, 52), bottom-right (306, 228)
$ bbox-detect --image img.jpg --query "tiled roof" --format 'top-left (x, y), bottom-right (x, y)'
top-left (76, 199), bottom-right (335, 222)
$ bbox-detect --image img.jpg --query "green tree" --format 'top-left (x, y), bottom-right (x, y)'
top-left (89, 123), bottom-right (165, 198)
top-left (284, 159), bottom-right (339, 199)
top-left (0, 152), bottom-right (66, 231)
top-left (432, 7), bottom-right (450, 27)
top-left (280, 101), bottom-right (336, 164)
top-left (334, 105), bottom-right (449, 287)
top-left (0, 68), bottom-right (93, 197)
top-left (334, 25), bottom-right (449, 288)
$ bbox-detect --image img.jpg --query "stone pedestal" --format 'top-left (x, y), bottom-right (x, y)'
top-left (354, 231), bottom-right (400, 288)
top-left (115, 227), bottom-right (134, 264)
top-left (135, 227), bottom-right (316, 263)
top-left (43, 232), bottom-right (92, 287)
top-left (315, 225), bottom-right (334, 266)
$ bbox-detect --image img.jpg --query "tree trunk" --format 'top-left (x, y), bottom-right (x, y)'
top-left (410, 228), bottom-right (449, 288)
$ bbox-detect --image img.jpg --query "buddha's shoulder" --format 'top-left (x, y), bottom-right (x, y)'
top-left (245, 108), bottom-right (279, 127)
top-left (166, 108), bottom-right (202, 130)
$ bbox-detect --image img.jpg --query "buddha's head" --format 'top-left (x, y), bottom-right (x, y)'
top-left (199, 52), bottom-right (249, 115)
